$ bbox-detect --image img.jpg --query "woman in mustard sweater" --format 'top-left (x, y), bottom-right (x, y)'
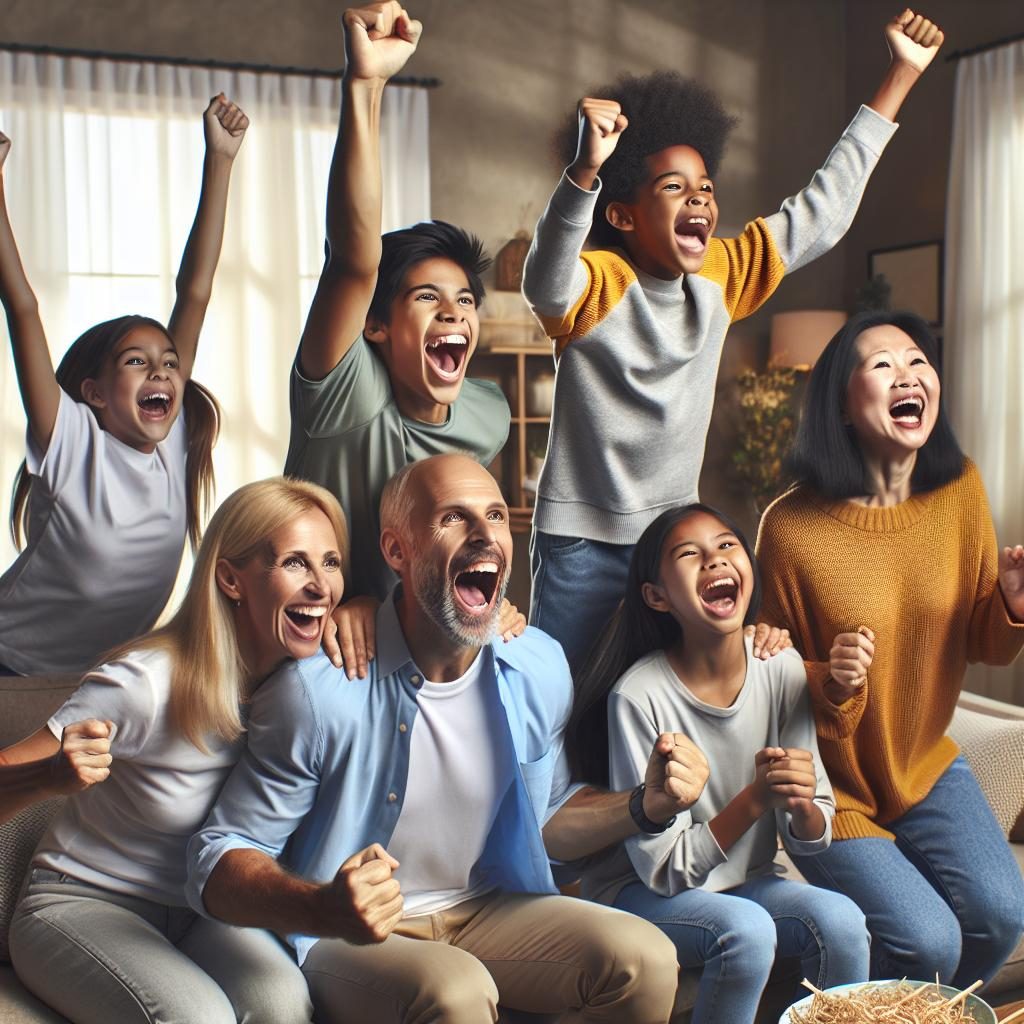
top-left (756, 309), bottom-right (1024, 988)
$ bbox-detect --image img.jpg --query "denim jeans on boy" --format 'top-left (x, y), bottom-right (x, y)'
top-left (614, 874), bottom-right (869, 1024)
top-left (792, 756), bottom-right (1024, 988)
top-left (529, 529), bottom-right (634, 670)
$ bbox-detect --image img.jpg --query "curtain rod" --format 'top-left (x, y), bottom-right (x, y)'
top-left (0, 41), bottom-right (441, 88)
top-left (945, 30), bottom-right (1024, 62)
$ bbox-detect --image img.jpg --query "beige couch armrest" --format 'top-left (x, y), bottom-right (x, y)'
top-left (949, 693), bottom-right (1024, 841)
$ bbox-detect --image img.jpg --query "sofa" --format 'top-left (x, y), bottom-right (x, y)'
top-left (2, 674), bottom-right (1022, 1024)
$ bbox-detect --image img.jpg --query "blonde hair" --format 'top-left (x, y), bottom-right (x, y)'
top-left (101, 476), bottom-right (348, 752)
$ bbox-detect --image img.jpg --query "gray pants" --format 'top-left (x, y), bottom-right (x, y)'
top-left (10, 869), bottom-right (313, 1024)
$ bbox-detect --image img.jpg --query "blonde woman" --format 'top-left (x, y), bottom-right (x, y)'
top-left (0, 477), bottom-right (347, 1024)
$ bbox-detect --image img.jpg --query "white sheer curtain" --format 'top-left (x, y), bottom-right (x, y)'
top-left (946, 40), bottom-right (1024, 705)
top-left (0, 49), bottom-right (430, 572)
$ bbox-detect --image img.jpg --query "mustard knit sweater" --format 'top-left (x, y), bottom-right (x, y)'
top-left (755, 460), bottom-right (1024, 841)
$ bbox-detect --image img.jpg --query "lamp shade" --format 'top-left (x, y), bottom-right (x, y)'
top-left (768, 310), bottom-right (847, 370)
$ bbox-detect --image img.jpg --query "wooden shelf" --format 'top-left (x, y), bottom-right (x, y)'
top-left (475, 335), bottom-right (552, 523)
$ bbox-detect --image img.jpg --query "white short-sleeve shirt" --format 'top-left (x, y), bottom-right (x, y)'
top-left (0, 392), bottom-right (188, 675)
top-left (35, 648), bottom-right (243, 906)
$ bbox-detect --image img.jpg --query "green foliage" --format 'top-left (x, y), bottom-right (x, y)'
top-left (731, 367), bottom-right (798, 513)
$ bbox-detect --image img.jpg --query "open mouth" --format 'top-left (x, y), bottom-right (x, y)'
top-left (698, 575), bottom-right (739, 618)
top-left (452, 560), bottom-right (501, 616)
top-left (889, 394), bottom-right (924, 428)
top-left (675, 216), bottom-right (711, 256)
top-left (284, 603), bottom-right (328, 641)
top-left (137, 390), bottom-right (173, 421)
top-left (425, 335), bottom-right (469, 383)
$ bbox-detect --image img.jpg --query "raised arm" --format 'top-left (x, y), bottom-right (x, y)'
top-left (867, 9), bottom-right (944, 122)
top-left (0, 134), bottom-right (61, 451)
top-left (0, 720), bottom-right (112, 825)
top-left (166, 94), bottom-right (248, 379)
top-left (297, 2), bottom-right (421, 381)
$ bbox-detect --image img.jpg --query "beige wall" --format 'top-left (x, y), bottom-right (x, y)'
top-left (1, 0), bottom-right (850, 534)
top-left (7, 0), bottom-right (1018, 541)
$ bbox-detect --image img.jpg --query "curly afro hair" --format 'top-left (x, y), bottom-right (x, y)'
top-left (555, 71), bottom-right (738, 249)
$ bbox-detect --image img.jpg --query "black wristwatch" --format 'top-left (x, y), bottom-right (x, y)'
top-left (629, 784), bottom-right (677, 834)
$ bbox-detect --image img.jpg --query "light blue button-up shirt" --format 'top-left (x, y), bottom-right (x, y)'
top-left (186, 591), bottom-right (577, 964)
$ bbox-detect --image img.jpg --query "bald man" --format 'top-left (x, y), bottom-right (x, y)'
top-left (188, 454), bottom-right (705, 1023)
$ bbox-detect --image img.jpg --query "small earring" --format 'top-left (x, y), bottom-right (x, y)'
top-left (234, 599), bottom-right (241, 608)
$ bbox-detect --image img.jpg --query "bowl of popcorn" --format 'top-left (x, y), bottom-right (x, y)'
top-left (780, 979), bottom-right (1000, 1024)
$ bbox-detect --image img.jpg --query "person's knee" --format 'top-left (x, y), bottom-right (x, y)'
top-left (715, 901), bottom-right (776, 983)
top-left (583, 911), bottom-right (678, 1016)
top-left (810, 891), bottom-right (869, 947)
top-left (413, 955), bottom-right (498, 1023)
top-left (879, 910), bottom-right (960, 982)
top-left (238, 962), bottom-right (314, 1024)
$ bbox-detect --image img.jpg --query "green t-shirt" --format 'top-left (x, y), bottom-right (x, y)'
top-left (284, 337), bottom-right (510, 600)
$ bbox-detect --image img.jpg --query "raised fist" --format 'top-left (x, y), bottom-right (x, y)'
top-left (886, 9), bottom-right (945, 74)
top-left (50, 719), bottom-right (114, 796)
top-left (203, 94), bottom-right (249, 160)
top-left (572, 98), bottom-right (629, 178)
top-left (827, 626), bottom-right (875, 705)
top-left (323, 843), bottom-right (404, 944)
top-left (642, 731), bottom-right (710, 825)
top-left (343, 2), bottom-right (423, 83)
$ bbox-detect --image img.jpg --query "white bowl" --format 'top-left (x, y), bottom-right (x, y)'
top-left (779, 980), bottom-right (997, 1023)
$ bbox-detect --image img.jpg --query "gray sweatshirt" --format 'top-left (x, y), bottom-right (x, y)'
top-left (522, 105), bottom-right (897, 544)
top-left (583, 640), bottom-right (834, 905)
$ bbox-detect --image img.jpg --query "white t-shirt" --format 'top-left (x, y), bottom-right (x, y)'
top-left (388, 652), bottom-right (514, 917)
top-left (34, 648), bottom-right (243, 906)
top-left (0, 391), bottom-right (188, 675)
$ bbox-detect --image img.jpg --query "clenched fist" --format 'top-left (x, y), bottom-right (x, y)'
top-left (568, 98), bottom-right (628, 191)
top-left (642, 731), bottom-right (710, 824)
top-left (49, 719), bottom-right (114, 796)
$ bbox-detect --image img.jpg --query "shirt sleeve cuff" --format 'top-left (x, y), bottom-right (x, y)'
top-left (551, 169), bottom-right (602, 225)
top-left (781, 801), bottom-right (833, 856)
top-left (847, 103), bottom-right (899, 154)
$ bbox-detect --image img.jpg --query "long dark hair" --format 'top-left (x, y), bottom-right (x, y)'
top-left (787, 310), bottom-right (964, 498)
top-left (10, 314), bottom-right (220, 550)
top-left (565, 502), bottom-right (761, 786)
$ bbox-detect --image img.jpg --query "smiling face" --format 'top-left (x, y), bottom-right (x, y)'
top-left (218, 508), bottom-right (345, 682)
top-left (81, 324), bottom-right (184, 452)
top-left (844, 324), bottom-right (940, 464)
top-left (389, 456), bottom-right (512, 648)
top-left (366, 256), bottom-right (480, 424)
top-left (607, 144), bottom-right (718, 279)
top-left (642, 510), bottom-right (753, 639)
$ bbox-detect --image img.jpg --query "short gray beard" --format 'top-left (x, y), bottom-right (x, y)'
top-left (410, 554), bottom-right (509, 648)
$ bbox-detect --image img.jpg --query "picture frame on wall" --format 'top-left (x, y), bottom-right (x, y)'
top-left (868, 239), bottom-right (943, 326)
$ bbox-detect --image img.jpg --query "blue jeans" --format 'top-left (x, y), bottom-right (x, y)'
top-left (614, 874), bottom-right (868, 1024)
top-left (792, 756), bottom-right (1024, 988)
top-left (529, 530), bottom-right (634, 671)
top-left (11, 870), bottom-right (313, 1024)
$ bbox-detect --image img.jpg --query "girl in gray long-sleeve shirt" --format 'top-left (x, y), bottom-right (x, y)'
top-left (566, 503), bottom-right (870, 1023)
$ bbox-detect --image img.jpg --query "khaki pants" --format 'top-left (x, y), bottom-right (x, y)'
top-left (302, 890), bottom-right (678, 1024)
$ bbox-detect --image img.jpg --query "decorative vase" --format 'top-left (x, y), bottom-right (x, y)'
top-left (495, 231), bottom-right (531, 291)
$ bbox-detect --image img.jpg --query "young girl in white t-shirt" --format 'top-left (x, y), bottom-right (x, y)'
top-left (0, 95), bottom-right (247, 675)
top-left (566, 503), bottom-right (875, 1023)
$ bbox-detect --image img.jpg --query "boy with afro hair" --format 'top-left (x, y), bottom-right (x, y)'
top-left (284, 2), bottom-right (521, 671)
top-left (523, 9), bottom-right (944, 671)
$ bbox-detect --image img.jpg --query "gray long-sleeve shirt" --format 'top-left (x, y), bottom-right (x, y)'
top-left (583, 640), bottom-right (834, 905)
top-left (522, 105), bottom-right (897, 545)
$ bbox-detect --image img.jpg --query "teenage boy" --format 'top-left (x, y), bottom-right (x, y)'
top-left (285, 3), bottom-right (516, 672)
top-left (523, 9), bottom-right (945, 670)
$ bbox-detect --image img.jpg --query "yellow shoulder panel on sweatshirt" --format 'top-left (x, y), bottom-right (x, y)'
top-left (535, 251), bottom-right (636, 359)
top-left (698, 218), bottom-right (786, 323)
